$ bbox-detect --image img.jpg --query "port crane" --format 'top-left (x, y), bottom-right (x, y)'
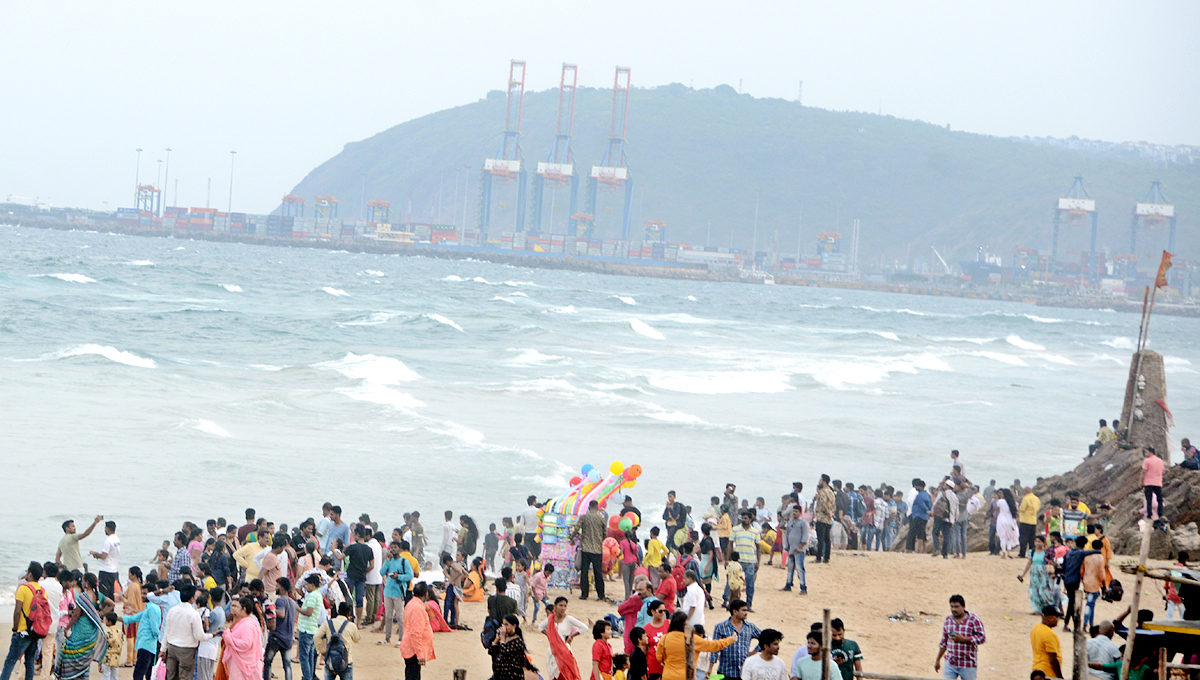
top-left (478, 60), bottom-right (528, 237)
top-left (530, 64), bottom-right (579, 236)
top-left (281, 194), bottom-right (305, 217)
top-left (1051, 175), bottom-right (1099, 281)
top-left (1129, 181), bottom-right (1176, 274)
top-left (584, 67), bottom-right (633, 240)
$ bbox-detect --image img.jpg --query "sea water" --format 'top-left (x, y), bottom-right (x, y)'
top-left (2, 226), bottom-right (1197, 583)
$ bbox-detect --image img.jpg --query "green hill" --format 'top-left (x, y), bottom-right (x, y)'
top-left (288, 83), bottom-right (1198, 264)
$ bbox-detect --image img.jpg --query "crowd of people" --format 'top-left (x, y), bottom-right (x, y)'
top-left (3, 438), bottom-right (1195, 680)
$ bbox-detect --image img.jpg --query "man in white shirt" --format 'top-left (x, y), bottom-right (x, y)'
top-left (740, 628), bottom-right (787, 680)
top-left (520, 496), bottom-right (542, 560)
top-left (364, 531), bottom-right (385, 626)
top-left (439, 511), bottom-right (458, 557)
top-left (1086, 621), bottom-right (1122, 680)
top-left (160, 585), bottom-right (212, 680)
top-left (681, 572), bottom-right (707, 628)
top-left (38, 563), bottom-right (64, 680)
top-left (88, 521), bottom-right (121, 600)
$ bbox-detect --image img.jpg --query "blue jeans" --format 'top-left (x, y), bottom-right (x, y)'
top-left (324, 664), bottom-right (352, 680)
top-left (742, 562), bottom-right (758, 607)
top-left (443, 584), bottom-right (459, 626)
top-left (347, 578), bottom-right (366, 607)
top-left (785, 550), bottom-right (806, 591)
top-left (859, 525), bottom-right (874, 551)
top-left (1084, 591), bottom-right (1100, 628)
top-left (298, 632), bottom-right (316, 680)
top-left (942, 663), bottom-right (977, 680)
top-left (264, 638), bottom-right (293, 680)
top-left (951, 521), bottom-right (968, 555)
top-left (1, 633), bottom-right (38, 680)
top-left (531, 596), bottom-right (551, 623)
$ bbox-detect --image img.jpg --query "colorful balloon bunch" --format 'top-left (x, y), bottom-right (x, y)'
top-left (547, 461), bottom-right (643, 517)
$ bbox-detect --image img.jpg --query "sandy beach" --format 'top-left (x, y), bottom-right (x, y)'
top-left (4, 549), bottom-right (1175, 680)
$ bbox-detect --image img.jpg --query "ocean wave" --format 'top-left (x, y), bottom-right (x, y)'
top-left (980, 311), bottom-right (1104, 326)
top-left (442, 275), bottom-right (465, 282)
top-left (873, 331), bottom-right (900, 341)
top-left (855, 305), bottom-right (926, 316)
top-left (1102, 337), bottom-right (1135, 350)
top-left (53, 344), bottom-right (156, 368)
top-left (1087, 354), bottom-right (1125, 365)
top-left (127, 260), bottom-right (155, 266)
top-left (1006, 335), bottom-right (1045, 351)
top-left (686, 295), bottom-right (698, 301)
top-left (545, 306), bottom-right (577, 314)
top-left (362, 270), bottom-right (385, 277)
top-left (1037, 354), bottom-right (1075, 365)
top-left (512, 291), bottom-right (529, 297)
top-left (322, 287), bottom-right (349, 297)
top-left (184, 418), bottom-right (232, 438)
top-left (969, 351), bottom-right (1027, 366)
top-left (424, 313), bottom-right (464, 332)
top-left (928, 336), bottom-right (995, 345)
top-left (647, 370), bottom-right (791, 395)
top-left (220, 284), bottom-right (243, 293)
top-left (444, 275), bottom-right (538, 287)
top-left (805, 352), bottom-right (952, 389)
top-left (509, 348), bottom-right (563, 365)
top-left (612, 295), bottom-right (637, 305)
top-left (1164, 356), bottom-right (1193, 366)
top-left (628, 318), bottom-right (665, 340)
top-left (338, 312), bottom-right (403, 327)
top-left (491, 296), bottom-right (517, 304)
top-left (338, 383), bottom-right (426, 410)
top-left (317, 352), bottom-right (421, 383)
top-left (655, 313), bottom-right (715, 325)
top-left (35, 273), bottom-right (96, 283)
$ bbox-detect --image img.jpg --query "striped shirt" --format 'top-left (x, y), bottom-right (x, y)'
top-left (713, 619), bottom-right (762, 678)
top-left (731, 526), bottom-right (759, 562)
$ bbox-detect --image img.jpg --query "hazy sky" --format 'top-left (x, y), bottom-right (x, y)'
top-left (3, 1), bottom-right (1197, 214)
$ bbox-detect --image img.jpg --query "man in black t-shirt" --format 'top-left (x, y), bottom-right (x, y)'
top-left (661, 491), bottom-right (685, 551)
top-left (344, 527), bottom-right (375, 624)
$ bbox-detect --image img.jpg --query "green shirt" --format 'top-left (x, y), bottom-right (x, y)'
top-left (298, 589), bottom-right (323, 634)
top-left (58, 534), bottom-right (83, 571)
top-left (831, 639), bottom-right (862, 680)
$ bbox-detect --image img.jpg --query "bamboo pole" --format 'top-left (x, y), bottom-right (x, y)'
top-left (1157, 647), bottom-right (1167, 680)
top-left (1125, 287), bottom-right (1151, 433)
top-left (1119, 517), bottom-right (1154, 680)
top-left (822, 608), bottom-right (832, 680)
top-left (1073, 593), bottom-right (1086, 680)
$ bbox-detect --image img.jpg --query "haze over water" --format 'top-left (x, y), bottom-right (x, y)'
top-left (3, 226), bottom-right (1198, 583)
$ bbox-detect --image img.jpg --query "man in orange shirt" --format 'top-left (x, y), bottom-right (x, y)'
top-left (1142, 447), bottom-right (1166, 528)
top-left (400, 582), bottom-right (435, 680)
top-left (1080, 540), bottom-right (1108, 628)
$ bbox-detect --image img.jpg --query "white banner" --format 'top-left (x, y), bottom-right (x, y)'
top-left (1058, 198), bottom-right (1095, 212)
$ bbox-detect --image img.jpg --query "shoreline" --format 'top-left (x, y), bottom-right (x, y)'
top-left (10, 218), bottom-right (1197, 317)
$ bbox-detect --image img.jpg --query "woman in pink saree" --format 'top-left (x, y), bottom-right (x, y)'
top-left (222, 597), bottom-right (264, 680)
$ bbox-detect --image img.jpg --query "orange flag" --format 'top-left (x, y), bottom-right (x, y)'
top-left (1155, 250), bottom-right (1173, 288)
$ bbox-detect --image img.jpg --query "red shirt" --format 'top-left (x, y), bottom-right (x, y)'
top-left (592, 639), bottom-right (613, 673)
top-left (643, 621), bottom-right (669, 674)
top-left (655, 578), bottom-right (677, 614)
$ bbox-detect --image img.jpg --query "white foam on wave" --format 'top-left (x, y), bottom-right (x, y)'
top-left (855, 305), bottom-right (926, 316)
top-left (512, 291), bottom-right (529, 297)
top-left (970, 351), bottom-right (1027, 366)
top-left (613, 295), bottom-right (637, 305)
top-left (686, 295), bottom-right (698, 301)
top-left (510, 348), bottom-right (563, 365)
top-left (37, 273), bottom-right (96, 283)
top-left (930, 336), bottom-right (995, 345)
top-left (174, 246), bottom-right (185, 251)
top-left (982, 311), bottom-right (1104, 326)
top-left (363, 270), bottom-right (385, 277)
top-left (491, 296), bottom-right (517, 304)
top-left (1037, 354), bottom-right (1075, 365)
top-left (424, 313), bottom-right (464, 332)
top-left (874, 331), bottom-right (900, 341)
top-left (317, 352), bottom-right (425, 411)
top-left (127, 260), bottom-right (155, 266)
top-left (442, 275), bottom-right (465, 282)
top-left (322, 287), bottom-right (349, 297)
top-left (1164, 356), bottom-right (1192, 366)
top-left (338, 312), bottom-right (402, 327)
top-left (1006, 335), bottom-right (1045, 351)
top-left (1102, 337), bottom-right (1135, 350)
top-left (220, 284), bottom-right (243, 293)
top-left (629, 318), bottom-right (665, 340)
top-left (1088, 354), bottom-right (1125, 365)
top-left (656, 313), bottom-right (715, 325)
top-left (546, 306), bottom-right (577, 314)
top-left (186, 418), bottom-right (231, 438)
top-left (55, 344), bottom-right (156, 368)
top-left (648, 370), bottom-right (791, 395)
top-left (806, 352), bottom-right (953, 389)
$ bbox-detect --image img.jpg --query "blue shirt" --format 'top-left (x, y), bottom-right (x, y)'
top-left (381, 558), bottom-right (413, 598)
top-left (123, 602), bottom-right (162, 653)
top-left (712, 618), bottom-right (762, 678)
top-left (324, 522), bottom-right (350, 555)
top-left (911, 490), bottom-right (932, 520)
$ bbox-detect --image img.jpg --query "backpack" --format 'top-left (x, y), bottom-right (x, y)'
top-left (23, 583), bottom-right (52, 639)
top-left (324, 620), bottom-right (351, 674)
top-left (932, 494), bottom-right (951, 521)
top-left (1102, 578), bottom-right (1124, 603)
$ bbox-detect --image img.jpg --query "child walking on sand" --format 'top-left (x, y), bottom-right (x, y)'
top-left (101, 612), bottom-right (123, 680)
top-left (726, 552), bottom-right (745, 602)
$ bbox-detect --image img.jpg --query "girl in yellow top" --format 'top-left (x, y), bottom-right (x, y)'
top-left (655, 612), bottom-right (736, 680)
top-left (644, 527), bottom-right (666, 587)
top-left (716, 511), bottom-right (733, 560)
